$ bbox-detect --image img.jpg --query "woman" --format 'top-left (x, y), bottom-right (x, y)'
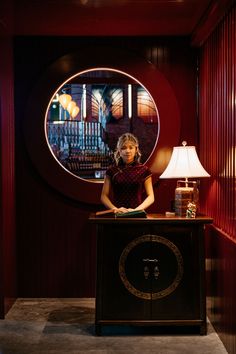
top-left (101, 133), bottom-right (155, 213)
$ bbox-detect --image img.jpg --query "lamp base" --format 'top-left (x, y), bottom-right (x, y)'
top-left (174, 181), bottom-right (199, 217)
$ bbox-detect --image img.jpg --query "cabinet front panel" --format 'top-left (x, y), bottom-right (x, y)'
top-left (96, 223), bottom-right (204, 322)
top-left (150, 225), bottom-right (201, 320)
top-left (96, 225), bottom-right (152, 320)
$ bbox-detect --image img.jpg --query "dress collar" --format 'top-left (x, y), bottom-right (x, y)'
top-left (118, 160), bottom-right (138, 168)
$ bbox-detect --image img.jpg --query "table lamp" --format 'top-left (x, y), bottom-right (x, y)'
top-left (159, 141), bottom-right (210, 217)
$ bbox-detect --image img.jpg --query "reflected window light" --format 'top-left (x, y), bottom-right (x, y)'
top-left (93, 89), bottom-right (102, 102)
top-left (137, 87), bottom-right (156, 123)
top-left (221, 146), bottom-right (236, 177)
top-left (82, 84), bottom-right (87, 119)
top-left (52, 93), bottom-right (59, 102)
top-left (110, 88), bottom-right (123, 118)
top-left (67, 101), bottom-right (76, 115)
top-left (128, 84), bottom-right (132, 119)
top-left (92, 89), bottom-right (102, 119)
top-left (71, 106), bottom-right (80, 119)
top-left (58, 94), bottom-right (72, 110)
top-left (52, 120), bottom-right (64, 125)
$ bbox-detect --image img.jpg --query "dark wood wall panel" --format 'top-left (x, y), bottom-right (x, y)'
top-left (199, 3), bottom-right (236, 353)
top-left (14, 37), bottom-right (197, 297)
top-left (205, 226), bottom-right (236, 354)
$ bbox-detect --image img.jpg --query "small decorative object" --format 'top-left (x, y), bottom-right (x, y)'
top-left (186, 201), bottom-right (197, 218)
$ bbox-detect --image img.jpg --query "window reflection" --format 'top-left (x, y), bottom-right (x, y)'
top-left (46, 69), bottom-right (159, 181)
top-left (137, 87), bottom-right (157, 122)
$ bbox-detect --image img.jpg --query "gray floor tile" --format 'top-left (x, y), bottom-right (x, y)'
top-left (0, 298), bottom-right (228, 354)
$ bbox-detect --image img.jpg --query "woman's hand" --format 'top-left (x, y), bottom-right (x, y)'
top-left (114, 207), bottom-right (130, 213)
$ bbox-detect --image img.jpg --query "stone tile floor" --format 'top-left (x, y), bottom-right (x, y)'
top-left (0, 298), bottom-right (228, 354)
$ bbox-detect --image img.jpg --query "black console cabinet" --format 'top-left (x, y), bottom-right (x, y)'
top-left (89, 214), bottom-right (212, 335)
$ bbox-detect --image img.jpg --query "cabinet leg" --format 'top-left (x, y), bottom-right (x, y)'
top-left (200, 323), bottom-right (207, 335)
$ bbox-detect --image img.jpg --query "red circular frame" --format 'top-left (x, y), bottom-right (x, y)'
top-left (23, 46), bottom-right (180, 204)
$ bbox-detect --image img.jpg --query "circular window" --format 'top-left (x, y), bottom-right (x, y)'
top-left (23, 47), bottom-right (180, 204)
top-left (45, 68), bottom-right (159, 181)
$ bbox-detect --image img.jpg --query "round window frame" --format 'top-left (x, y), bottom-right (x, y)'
top-left (45, 67), bottom-right (160, 182)
top-left (23, 46), bottom-right (180, 204)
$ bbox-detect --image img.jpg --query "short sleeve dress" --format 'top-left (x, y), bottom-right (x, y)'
top-left (106, 161), bottom-right (152, 209)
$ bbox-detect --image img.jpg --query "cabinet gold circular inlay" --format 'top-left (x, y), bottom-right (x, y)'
top-left (119, 234), bottom-right (184, 300)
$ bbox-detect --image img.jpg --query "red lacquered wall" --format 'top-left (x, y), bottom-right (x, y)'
top-left (199, 3), bottom-right (236, 352)
top-left (199, 4), bottom-right (236, 239)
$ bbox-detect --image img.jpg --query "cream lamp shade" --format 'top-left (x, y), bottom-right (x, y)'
top-left (159, 142), bottom-right (210, 179)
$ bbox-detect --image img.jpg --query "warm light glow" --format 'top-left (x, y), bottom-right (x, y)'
top-left (82, 84), bottom-right (86, 119)
top-left (221, 146), bottom-right (236, 177)
top-left (128, 84), bottom-right (132, 118)
top-left (52, 93), bottom-right (59, 102)
top-left (67, 101), bottom-right (76, 115)
top-left (52, 121), bottom-right (65, 125)
top-left (159, 143), bottom-right (210, 179)
top-left (71, 106), bottom-right (80, 119)
top-left (58, 94), bottom-right (72, 109)
top-left (93, 89), bottom-right (102, 102)
top-left (110, 89), bottom-right (123, 118)
top-left (137, 87), bottom-right (156, 120)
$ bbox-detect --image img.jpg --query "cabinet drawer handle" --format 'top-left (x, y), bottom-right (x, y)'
top-left (154, 265), bottom-right (160, 280)
top-left (142, 258), bottom-right (158, 263)
top-left (144, 266), bottom-right (149, 279)
top-left (142, 259), bottom-right (160, 280)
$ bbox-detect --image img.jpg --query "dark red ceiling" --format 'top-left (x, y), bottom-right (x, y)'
top-left (0, 0), bottom-right (234, 45)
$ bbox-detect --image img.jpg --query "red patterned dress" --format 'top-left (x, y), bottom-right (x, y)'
top-left (106, 161), bottom-right (152, 208)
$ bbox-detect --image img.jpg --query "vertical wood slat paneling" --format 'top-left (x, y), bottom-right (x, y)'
top-left (205, 226), bottom-right (236, 354)
top-left (0, 36), bottom-right (16, 317)
top-left (200, 4), bottom-right (236, 353)
top-left (199, 3), bottom-right (236, 241)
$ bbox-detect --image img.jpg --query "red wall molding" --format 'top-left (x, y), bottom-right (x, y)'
top-left (191, 0), bottom-right (235, 46)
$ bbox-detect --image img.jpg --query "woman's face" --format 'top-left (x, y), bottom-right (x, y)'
top-left (119, 141), bottom-right (137, 164)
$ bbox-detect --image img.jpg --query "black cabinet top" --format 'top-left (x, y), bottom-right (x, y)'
top-left (89, 213), bottom-right (213, 225)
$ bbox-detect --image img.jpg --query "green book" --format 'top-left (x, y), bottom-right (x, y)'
top-left (116, 210), bottom-right (147, 218)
